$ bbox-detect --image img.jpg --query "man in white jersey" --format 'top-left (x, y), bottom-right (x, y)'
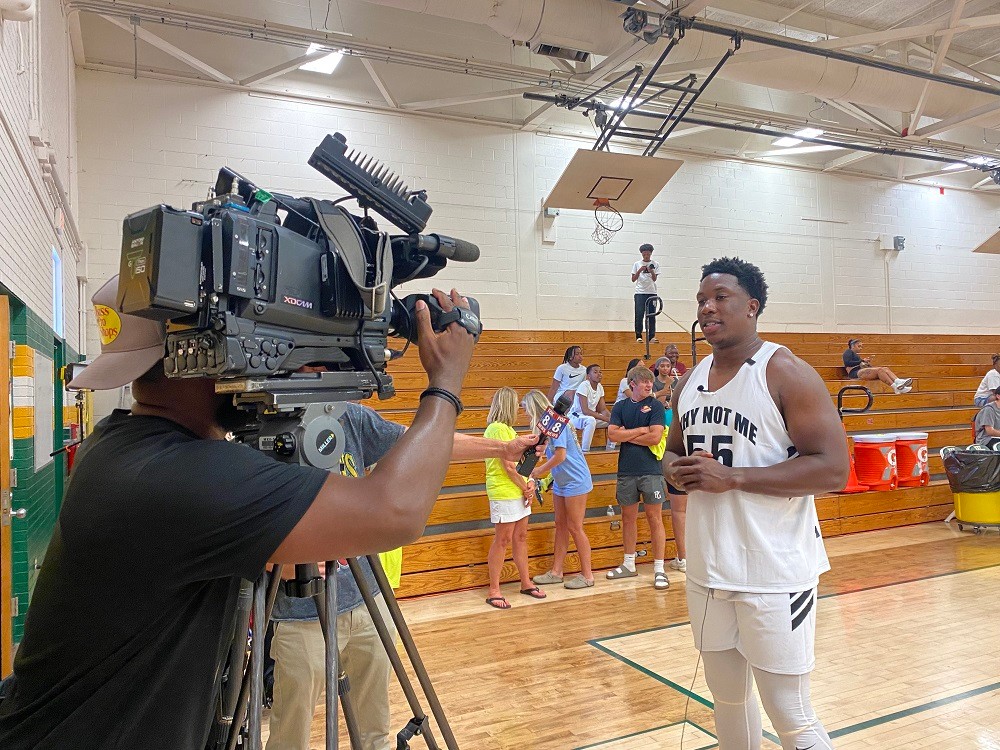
top-left (662, 257), bottom-right (849, 750)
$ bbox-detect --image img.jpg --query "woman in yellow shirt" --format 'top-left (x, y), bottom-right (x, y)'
top-left (484, 387), bottom-right (541, 609)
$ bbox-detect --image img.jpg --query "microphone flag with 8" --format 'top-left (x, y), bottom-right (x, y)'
top-left (516, 392), bottom-right (574, 477)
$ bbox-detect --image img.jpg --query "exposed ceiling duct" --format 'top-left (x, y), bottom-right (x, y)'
top-left (360, 0), bottom-right (1000, 132)
top-left (0, 0), bottom-right (36, 22)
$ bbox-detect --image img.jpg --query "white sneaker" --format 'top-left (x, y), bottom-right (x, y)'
top-left (900, 385), bottom-right (912, 394)
top-left (669, 558), bottom-right (687, 572)
top-left (636, 337), bottom-right (643, 343)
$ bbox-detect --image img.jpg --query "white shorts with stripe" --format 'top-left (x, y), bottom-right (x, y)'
top-left (686, 580), bottom-right (818, 675)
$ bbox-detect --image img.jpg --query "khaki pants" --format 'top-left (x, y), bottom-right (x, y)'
top-left (266, 595), bottom-right (397, 750)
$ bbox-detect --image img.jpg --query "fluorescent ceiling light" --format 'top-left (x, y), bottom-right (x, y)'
top-left (608, 96), bottom-right (637, 110)
top-left (301, 44), bottom-right (344, 74)
top-left (945, 156), bottom-right (992, 170)
top-left (773, 127), bottom-right (824, 148)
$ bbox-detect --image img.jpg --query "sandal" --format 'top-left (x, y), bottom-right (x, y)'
top-left (653, 572), bottom-right (670, 590)
top-left (564, 575), bottom-right (595, 590)
top-left (532, 570), bottom-right (564, 585)
top-left (519, 587), bottom-right (547, 599)
top-left (485, 596), bottom-right (511, 609)
top-left (606, 565), bottom-right (638, 580)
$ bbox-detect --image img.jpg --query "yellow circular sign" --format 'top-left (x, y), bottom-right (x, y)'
top-left (95, 305), bottom-right (122, 346)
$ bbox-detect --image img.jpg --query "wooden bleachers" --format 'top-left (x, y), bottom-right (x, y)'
top-left (365, 331), bottom-right (999, 598)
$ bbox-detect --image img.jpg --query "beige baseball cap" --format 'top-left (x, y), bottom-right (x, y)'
top-left (69, 275), bottom-right (167, 390)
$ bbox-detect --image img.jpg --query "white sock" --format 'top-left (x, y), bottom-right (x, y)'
top-left (623, 554), bottom-right (636, 572)
top-left (653, 559), bottom-right (665, 574)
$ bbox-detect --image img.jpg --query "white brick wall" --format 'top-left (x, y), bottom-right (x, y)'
top-left (77, 70), bottom-right (1000, 343)
top-left (0, 7), bottom-right (80, 350)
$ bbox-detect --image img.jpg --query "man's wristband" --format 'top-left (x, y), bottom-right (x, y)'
top-left (420, 387), bottom-right (464, 415)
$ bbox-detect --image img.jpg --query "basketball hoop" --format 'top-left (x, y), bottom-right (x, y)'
top-left (592, 198), bottom-right (623, 245)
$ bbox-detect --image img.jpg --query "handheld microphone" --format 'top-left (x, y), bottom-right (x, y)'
top-left (516, 392), bottom-right (574, 477)
top-left (697, 385), bottom-right (706, 392)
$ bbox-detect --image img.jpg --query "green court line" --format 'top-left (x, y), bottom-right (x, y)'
top-left (573, 719), bottom-right (718, 750)
top-left (827, 681), bottom-right (1000, 739)
top-left (588, 563), bottom-right (1000, 745)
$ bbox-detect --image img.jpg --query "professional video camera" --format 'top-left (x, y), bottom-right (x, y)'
top-left (114, 132), bottom-right (481, 407)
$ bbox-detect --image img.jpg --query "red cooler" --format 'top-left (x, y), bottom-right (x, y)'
top-left (895, 431), bottom-right (929, 487)
top-left (853, 434), bottom-right (898, 491)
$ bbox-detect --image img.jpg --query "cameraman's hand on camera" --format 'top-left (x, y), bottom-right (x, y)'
top-left (416, 288), bottom-right (475, 394)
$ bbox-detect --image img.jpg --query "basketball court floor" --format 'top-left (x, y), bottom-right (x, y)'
top-left (281, 522), bottom-right (1000, 749)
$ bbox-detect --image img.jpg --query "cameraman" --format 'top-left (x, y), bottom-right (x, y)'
top-left (0, 278), bottom-right (532, 750)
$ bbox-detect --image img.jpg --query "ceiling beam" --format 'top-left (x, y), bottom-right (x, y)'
top-left (755, 144), bottom-right (845, 158)
top-left (821, 151), bottom-right (877, 172)
top-left (665, 124), bottom-right (715, 139)
top-left (904, 165), bottom-right (975, 179)
top-left (905, 41), bottom-right (1000, 89)
top-left (238, 50), bottom-right (329, 86)
top-left (98, 14), bottom-right (233, 83)
top-left (910, 0), bottom-right (968, 128)
top-left (68, 10), bottom-right (86, 66)
top-left (812, 12), bottom-right (1000, 51)
top-left (403, 86), bottom-right (546, 111)
top-left (819, 98), bottom-right (897, 135)
top-left (360, 58), bottom-right (399, 108)
top-left (913, 98), bottom-right (1000, 136)
top-left (973, 175), bottom-right (994, 188)
top-left (550, 58), bottom-right (576, 74)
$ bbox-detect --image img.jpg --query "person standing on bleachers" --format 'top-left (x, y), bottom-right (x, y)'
top-left (632, 243), bottom-right (660, 343)
top-left (974, 386), bottom-right (1000, 449)
top-left (973, 354), bottom-right (1000, 407)
top-left (842, 338), bottom-right (912, 394)
top-left (547, 345), bottom-right (586, 405)
top-left (569, 364), bottom-right (612, 451)
top-left (483, 387), bottom-right (541, 609)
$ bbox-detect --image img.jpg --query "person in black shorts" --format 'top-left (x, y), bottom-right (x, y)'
top-left (606, 364), bottom-right (669, 590)
top-left (842, 338), bottom-right (911, 394)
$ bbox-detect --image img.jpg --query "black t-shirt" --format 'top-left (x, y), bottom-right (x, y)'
top-left (610, 396), bottom-right (666, 476)
top-left (843, 348), bottom-right (862, 373)
top-left (0, 411), bottom-right (326, 750)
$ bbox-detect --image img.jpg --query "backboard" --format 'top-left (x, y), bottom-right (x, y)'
top-left (543, 149), bottom-right (684, 213)
top-left (972, 228), bottom-right (1000, 254)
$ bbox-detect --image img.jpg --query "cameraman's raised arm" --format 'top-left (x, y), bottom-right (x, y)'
top-left (270, 289), bottom-right (474, 563)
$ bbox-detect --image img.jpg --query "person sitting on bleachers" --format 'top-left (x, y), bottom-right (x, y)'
top-left (973, 354), bottom-right (1000, 408)
top-left (974, 386), bottom-right (1000, 449)
top-left (842, 338), bottom-right (912, 394)
top-left (547, 345), bottom-right (586, 405)
top-left (569, 364), bottom-right (612, 452)
top-left (615, 358), bottom-right (642, 404)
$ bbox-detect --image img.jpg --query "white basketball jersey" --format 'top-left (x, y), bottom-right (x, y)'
top-left (677, 341), bottom-right (830, 593)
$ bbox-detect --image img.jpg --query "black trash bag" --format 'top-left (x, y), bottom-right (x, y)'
top-left (942, 449), bottom-right (1000, 493)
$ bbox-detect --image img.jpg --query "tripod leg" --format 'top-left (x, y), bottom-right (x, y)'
top-left (347, 558), bottom-right (451, 750)
top-left (248, 573), bottom-right (266, 750)
top-left (338, 672), bottom-right (363, 750)
top-left (367, 556), bottom-right (460, 750)
top-left (321, 561), bottom-right (339, 750)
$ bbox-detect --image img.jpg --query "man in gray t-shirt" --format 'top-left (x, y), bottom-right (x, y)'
top-left (974, 387), bottom-right (1000, 448)
top-left (267, 404), bottom-right (405, 750)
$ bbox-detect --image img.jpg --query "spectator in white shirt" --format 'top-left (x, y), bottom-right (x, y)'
top-left (547, 346), bottom-right (586, 404)
top-left (571, 364), bottom-right (612, 451)
top-left (615, 358), bottom-right (642, 404)
top-left (631, 244), bottom-right (660, 343)
top-left (974, 354), bottom-right (1000, 407)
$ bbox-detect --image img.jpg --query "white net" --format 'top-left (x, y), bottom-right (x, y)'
top-left (592, 202), bottom-right (623, 245)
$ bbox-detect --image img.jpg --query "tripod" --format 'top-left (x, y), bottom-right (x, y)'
top-left (206, 376), bottom-right (461, 750)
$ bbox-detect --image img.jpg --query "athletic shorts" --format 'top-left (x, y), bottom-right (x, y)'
top-left (489, 498), bottom-right (530, 524)
top-left (667, 481), bottom-right (686, 496)
top-left (686, 580), bottom-right (817, 675)
top-left (616, 475), bottom-right (666, 506)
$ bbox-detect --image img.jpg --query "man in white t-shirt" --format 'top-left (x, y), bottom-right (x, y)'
top-left (571, 364), bottom-right (612, 451)
top-left (547, 345), bottom-right (586, 405)
top-left (974, 354), bottom-right (1000, 407)
top-left (631, 243), bottom-right (660, 343)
